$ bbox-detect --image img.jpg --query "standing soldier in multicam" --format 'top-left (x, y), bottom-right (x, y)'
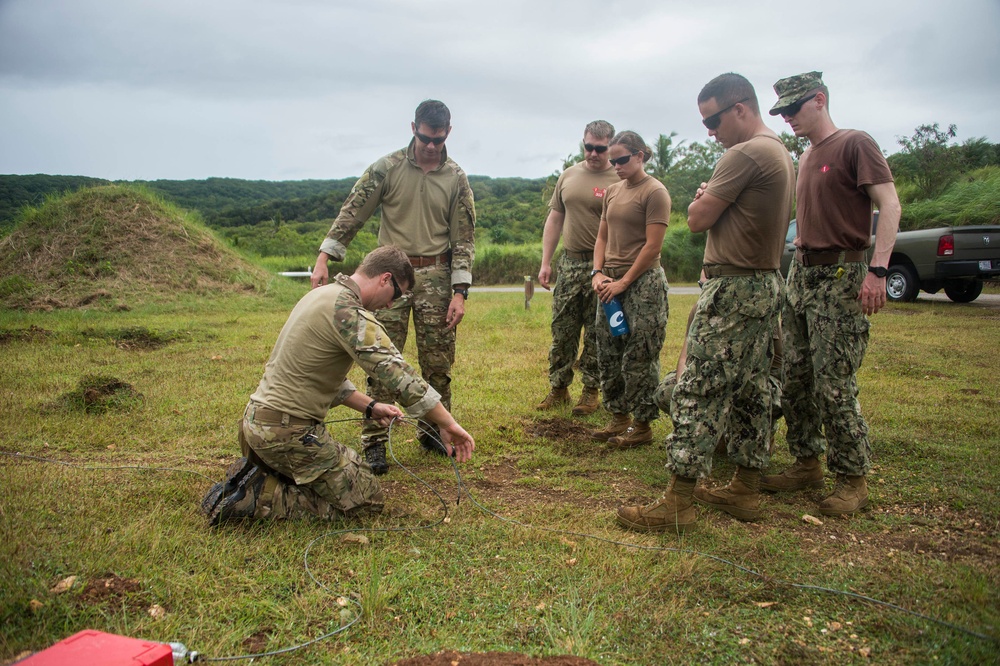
top-left (201, 246), bottom-right (475, 524)
top-left (536, 120), bottom-right (619, 416)
top-left (762, 71), bottom-right (900, 515)
top-left (310, 100), bottom-right (476, 476)
top-left (617, 73), bottom-right (794, 533)
top-left (589, 130), bottom-right (671, 449)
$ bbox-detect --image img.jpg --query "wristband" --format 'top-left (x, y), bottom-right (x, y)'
top-left (365, 399), bottom-right (377, 420)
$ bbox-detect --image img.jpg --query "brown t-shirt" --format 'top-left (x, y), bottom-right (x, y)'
top-left (549, 162), bottom-right (619, 253)
top-left (796, 129), bottom-right (894, 251)
top-left (703, 134), bottom-right (795, 270)
top-left (601, 176), bottom-right (671, 269)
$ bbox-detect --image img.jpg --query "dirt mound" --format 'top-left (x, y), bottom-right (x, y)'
top-left (0, 185), bottom-right (271, 309)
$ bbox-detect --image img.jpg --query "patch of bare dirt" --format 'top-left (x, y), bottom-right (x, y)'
top-left (47, 374), bottom-right (144, 414)
top-left (0, 324), bottom-right (52, 344)
top-left (76, 573), bottom-right (147, 609)
top-left (522, 418), bottom-right (593, 442)
top-left (242, 628), bottom-right (274, 653)
top-left (388, 651), bottom-right (598, 666)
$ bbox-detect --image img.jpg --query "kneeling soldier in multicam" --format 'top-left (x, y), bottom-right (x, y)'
top-left (201, 245), bottom-right (475, 524)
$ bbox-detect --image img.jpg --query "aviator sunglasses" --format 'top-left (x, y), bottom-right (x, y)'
top-left (609, 152), bottom-right (638, 167)
top-left (702, 97), bottom-right (750, 130)
top-left (780, 93), bottom-right (818, 118)
top-left (583, 143), bottom-right (608, 153)
top-left (414, 130), bottom-right (447, 146)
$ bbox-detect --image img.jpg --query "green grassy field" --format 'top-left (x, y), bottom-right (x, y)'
top-left (1, 285), bottom-right (997, 665)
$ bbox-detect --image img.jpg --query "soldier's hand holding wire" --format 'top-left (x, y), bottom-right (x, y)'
top-left (369, 402), bottom-right (403, 428)
top-left (439, 421), bottom-right (475, 463)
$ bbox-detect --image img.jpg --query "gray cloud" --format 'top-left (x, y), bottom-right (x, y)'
top-left (1, 0), bottom-right (998, 180)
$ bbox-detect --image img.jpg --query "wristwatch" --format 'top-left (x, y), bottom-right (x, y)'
top-left (453, 286), bottom-right (469, 299)
top-left (868, 266), bottom-right (888, 278)
top-left (590, 269), bottom-right (603, 278)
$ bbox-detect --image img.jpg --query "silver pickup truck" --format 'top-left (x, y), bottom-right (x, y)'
top-left (780, 219), bottom-right (1000, 303)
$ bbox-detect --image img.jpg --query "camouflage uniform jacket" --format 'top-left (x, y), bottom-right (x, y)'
top-left (250, 274), bottom-right (441, 423)
top-left (319, 140), bottom-right (476, 287)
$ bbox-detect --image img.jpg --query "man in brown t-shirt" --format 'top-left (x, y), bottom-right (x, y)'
top-left (536, 120), bottom-right (619, 415)
top-left (761, 71), bottom-right (901, 516)
top-left (617, 73), bottom-right (794, 534)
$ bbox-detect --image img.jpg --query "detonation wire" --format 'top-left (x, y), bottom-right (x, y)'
top-left (3, 415), bottom-right (996, 658)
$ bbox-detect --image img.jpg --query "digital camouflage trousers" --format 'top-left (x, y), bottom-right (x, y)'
top-left (666, 272), bottom-right (782, 479)
top-left (782, 261), bottom-right (872, 476)
top-left (595, 266), bottom-right (669, 424)
top-left (548, 254), bottom-right (600, 389)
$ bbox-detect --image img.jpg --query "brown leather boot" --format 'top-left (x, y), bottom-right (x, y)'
top-left (590, 413), bottom-right (631, 442)
top-left (571, 386), bottom-right (600, 416)
top-left (818, 474), bottom-right (869, 516)
top-left (616, 476), bottom-right (697, 533)
top-left (536, 387), bottom-right (571, 410)
top-left (607, 421), bottom-right (653, 449)
top-left (693, 466), bottom-right (762, 521)
top-left (760, 455), bottom-right (825, 492)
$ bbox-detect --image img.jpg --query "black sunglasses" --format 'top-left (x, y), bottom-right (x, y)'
top-left (389, 274), bottom-right (403, 300)
top-left (780, 93), bottom-right (817, 118)
top-left (583, 143), bottom-right (608, 153)
top-left (702, 98), bottom-right (750, 130)
top-left (414, 130), bottom-right (447, 146)
top-left (609, 152), bottom-right (638, 167)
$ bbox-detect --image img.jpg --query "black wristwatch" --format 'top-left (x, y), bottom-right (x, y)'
top-left (590, 269), bottom-right (603, 278)
top-left (868, 266), bottom-right (888, 278)
top-left (453, 287), bottom-right (469, 299)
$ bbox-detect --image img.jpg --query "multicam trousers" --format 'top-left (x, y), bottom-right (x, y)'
top-left (363, 262), bottom-right (456, 447)
top-left (595, 265), bottom-right (669, 424)
top-left (240, 403), bottom-right (384, 520)
top-left (666, 272), bottom-right (782, 478)
top-left (548, 254), bottom-right (600, 389)
top-left (782, 261), bottom-right (872, 476)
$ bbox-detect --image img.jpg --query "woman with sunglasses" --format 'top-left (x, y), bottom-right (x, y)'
top-left (589, 131), bottom-right (671, 448)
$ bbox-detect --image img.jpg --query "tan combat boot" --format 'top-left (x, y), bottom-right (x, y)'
top-left (693, 466), bottom-right (762, 521)
top-left (760, 455), bottom-right (825, 492)
top-left (536, 387), bottom-right (571, 410)
top-left (571, 386), bottom-right (600, 416)
top-left (818, 474), bottom-right (869, 516)
top-left (590, 413), bottom-right (632, 442)
top-left (616, 476), bottom-right (697, 533)
top-left (607, 421), bottom-right (653, 449)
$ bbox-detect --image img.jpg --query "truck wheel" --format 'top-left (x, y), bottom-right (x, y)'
top-left (943, 279), bottom-right (983, 303)
top-left (886, 265), bottom-right (918, 302)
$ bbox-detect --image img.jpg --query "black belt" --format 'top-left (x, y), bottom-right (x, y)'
top-left (795, 249), bottom-right (865, 266)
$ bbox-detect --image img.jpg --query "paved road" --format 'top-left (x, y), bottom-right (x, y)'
top-left (476, 285), bottom-right (1000, 307)
top-left (280, 276), bottom-right (998, 307)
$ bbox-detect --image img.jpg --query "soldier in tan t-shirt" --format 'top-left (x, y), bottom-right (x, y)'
top-left (589, 130), bottom-right (671, 450)
top-left (536, 120), bottom-right (619, 416)
top-left (617, 73), bottom-right (794, 534)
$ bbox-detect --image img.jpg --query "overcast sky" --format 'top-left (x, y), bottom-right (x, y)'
top-left (1, 0), bottom-right (998, 182)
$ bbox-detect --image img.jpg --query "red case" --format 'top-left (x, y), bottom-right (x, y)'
top-left (17, 629), bottom-right (173, 666)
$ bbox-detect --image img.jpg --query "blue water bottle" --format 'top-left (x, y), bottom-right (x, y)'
top-left (603, 296), bottom-right (630, 336)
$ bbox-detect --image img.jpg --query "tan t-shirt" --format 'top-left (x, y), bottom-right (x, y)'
top-left (549, 162), bottom-right (619, 253)
top-left (702, 134), bottom-right (795, 270)
top-left (601, 176), bottom-right (671, 269)
top-left (796, 129), bottom-right (894, 252)
top-left (250, 275), bottom-right (440, 423)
